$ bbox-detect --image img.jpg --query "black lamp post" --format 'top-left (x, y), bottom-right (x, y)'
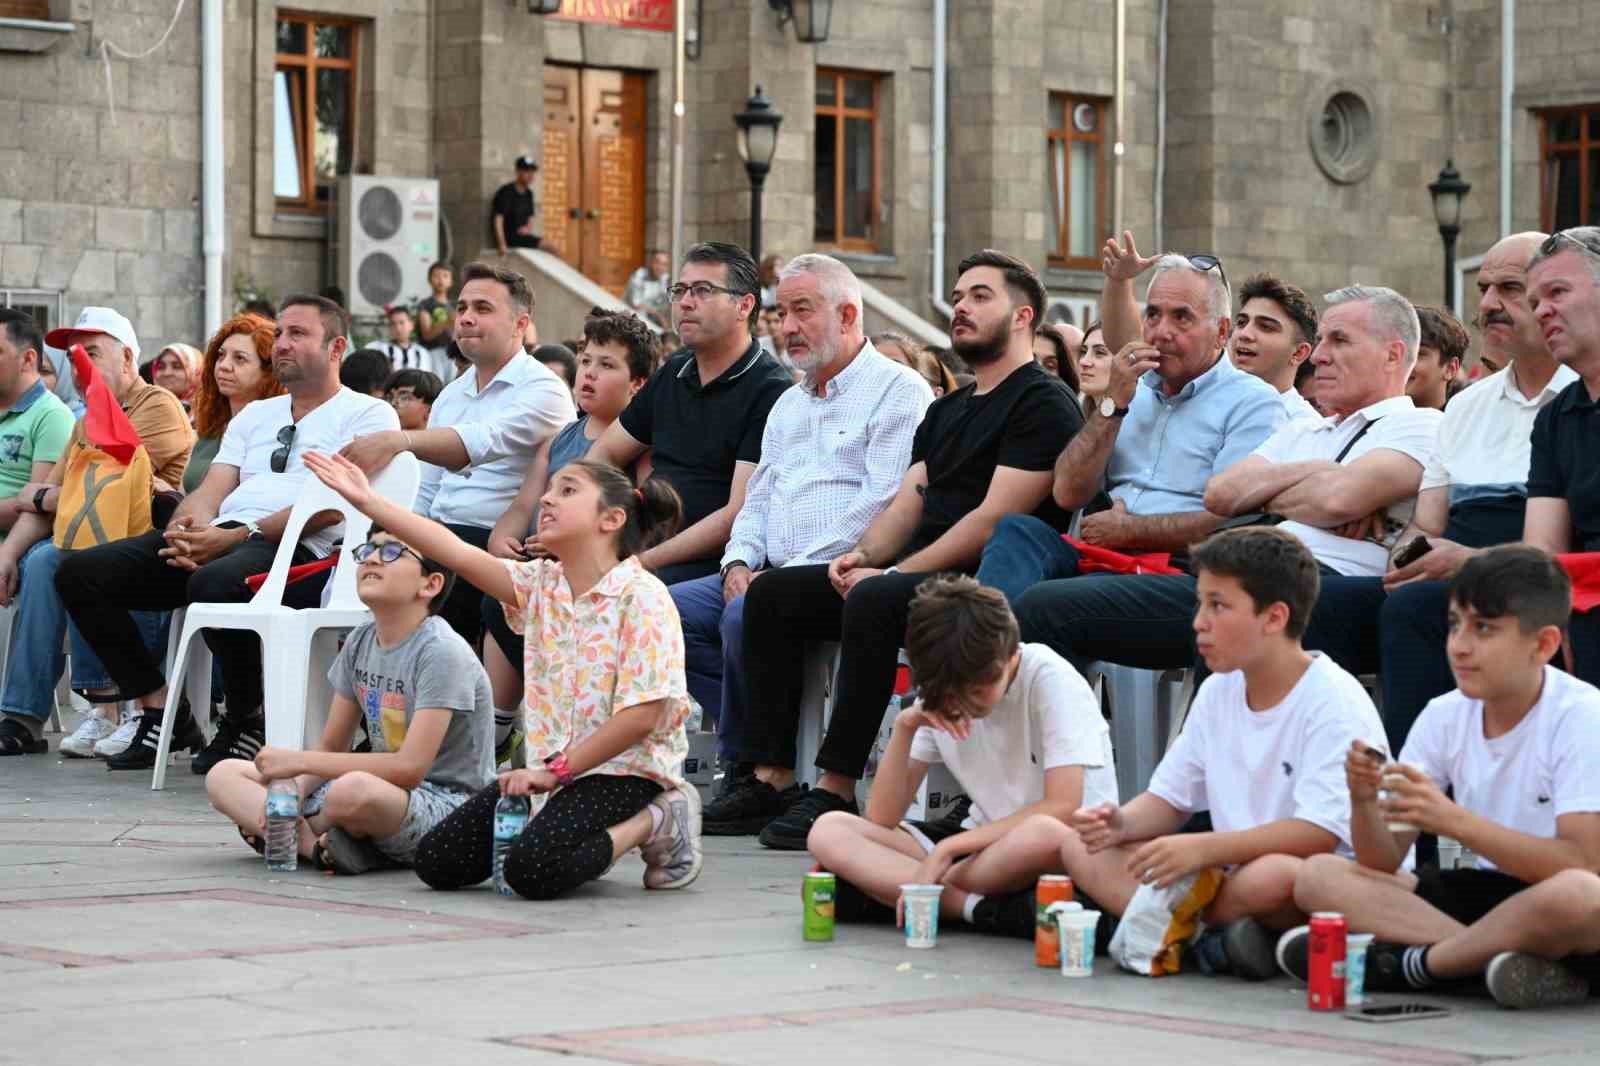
top-left (1429, 160), bottom-right (1471, 308)
top-left (734, 86), bottom-right (783, 263)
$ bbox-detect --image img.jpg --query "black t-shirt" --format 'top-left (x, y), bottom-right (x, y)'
top-left (416, 296), bottom-right (453, 349)
top-left (1527, 378), bottom-right (1600, 552)
top-left (618, 340), bottom-right (794, 535)
top-left (900, 360), bottom-right (1084, 562)
top-left (492, 183), bottom-right (538, 248)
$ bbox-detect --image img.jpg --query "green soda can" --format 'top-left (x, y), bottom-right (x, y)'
top-left (803, 871), bottom-right (836, 941)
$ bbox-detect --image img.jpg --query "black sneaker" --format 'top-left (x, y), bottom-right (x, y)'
top-left (922, 794), bottom-right (972, 837)
top-left (714, 761), bottom-right (755, 800)
top-left (832, 875), bottom-right (896, 925)
top-left (1190, 928), bottom-right (1233, 975)
top-left (105, 709), bottom-right (203, 771)
top-left (758, 787), bottom-right (858, 851)
top-left (703, 776), bottom-right (803, 835)
top-left (1364, 940), bottom-right (1421, 993)
top-left (190, 713), bottom-right (264, 775)
top-left (1221, 918), bottom-right (1280, 981)
top-left (970, 888), bottom-right (1037, 940)
top-left (1485, 951), bottom-right (1590, 1009)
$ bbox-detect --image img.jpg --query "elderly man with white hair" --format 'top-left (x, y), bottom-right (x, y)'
top-left (672, 253), bottom-right (932, 795)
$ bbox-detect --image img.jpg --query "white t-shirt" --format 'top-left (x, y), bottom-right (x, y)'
top-left (212, 388), bottom-right (400, 557)
top-left (1279, 384), bottom-right (1321, 423)
top-left (1251, 394), bottom-right (1441, 576)
top-left (1147, 653), bottom-right (1388, 856)
top-left (1400, 666), bottom-right (1600, 872)
top-left (909, 644), bottom-right (1118, 827)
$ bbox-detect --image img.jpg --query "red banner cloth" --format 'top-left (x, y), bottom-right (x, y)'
top-left (243, 556), bottom-right (337, 594)
top-left (69, 344), bottom-right (142, 465)
top-left (1063, 536), bottom-right (1186, 577)
top-left (1557, 553), bottom-right (1600, 613)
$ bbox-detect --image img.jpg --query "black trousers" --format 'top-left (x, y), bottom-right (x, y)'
top-left (738, 564), bottom-right (928, 778)
top-left (54, 528), bottom-right (324, 716)
top-left (437, 523), bottom-right (492, 647)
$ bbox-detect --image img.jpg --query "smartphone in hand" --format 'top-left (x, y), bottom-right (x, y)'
top-left (1392, 536), bottom-right (1432, 569)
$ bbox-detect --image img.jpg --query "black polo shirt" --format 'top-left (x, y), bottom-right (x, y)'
top-left (1528, 377), bottom-right (1600, 551)
top-left (619, 340), bottom-right (794, 529)
top-left (492, 182), bottom-right (538, 248)
top-left (900, 360), bottom-right (1084, 562)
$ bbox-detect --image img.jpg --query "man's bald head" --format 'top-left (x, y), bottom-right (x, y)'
top-left (1473, 231), bottom-right (1551, 367)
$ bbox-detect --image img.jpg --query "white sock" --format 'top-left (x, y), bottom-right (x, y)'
top-left (493, 708), bottom-right (518, 745)
top-left (962, 893), bottom-right (985, 923)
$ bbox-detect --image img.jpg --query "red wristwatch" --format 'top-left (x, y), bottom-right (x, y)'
top-left (544, 752), bottom-right (575, 786)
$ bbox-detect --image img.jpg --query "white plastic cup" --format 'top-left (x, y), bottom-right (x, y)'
top-left (1047, 901), bottom-right (1098, 977)
top-left (1436, 837), bottom-right (1462, 871)
top-left (1381, 765), bottom-right (1418, 833)
top-left (899, 884), bottom-right (944, 949)
top-left (1345, 933), bottom-right (1375, 1007)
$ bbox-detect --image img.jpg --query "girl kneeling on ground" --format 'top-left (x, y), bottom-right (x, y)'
top-left (303, 450), bottom-right (703, 898)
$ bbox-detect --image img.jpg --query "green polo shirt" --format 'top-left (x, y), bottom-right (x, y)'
top-left (0, 380), bottom-right (72, 535)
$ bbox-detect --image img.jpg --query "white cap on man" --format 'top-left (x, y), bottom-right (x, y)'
top-left (44, 307), bottom-right (140, 363)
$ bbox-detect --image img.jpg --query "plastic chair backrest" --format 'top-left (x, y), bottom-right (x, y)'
top-left (249, 452), bottom-right (421, 608)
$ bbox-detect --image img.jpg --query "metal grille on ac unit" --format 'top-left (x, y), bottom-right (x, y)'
top-left (337, 176), bottom-right (441, 319)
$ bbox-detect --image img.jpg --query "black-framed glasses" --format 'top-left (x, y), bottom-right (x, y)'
top-left (667, 281), bottom-right (741, 303)
top-left (1540, 229), bottom-right (1600, 258)
top-left (269, 424), bottom-right (296, 474)
top-left (351, 539), bottom-right (426, 566)
top-left (1186, 254), bottom-right (1228, 292)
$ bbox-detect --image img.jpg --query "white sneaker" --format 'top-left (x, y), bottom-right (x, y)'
top-left (60, 713), bottom-right (117, 758)
top-left (93, 710), bottom-right (140, 758)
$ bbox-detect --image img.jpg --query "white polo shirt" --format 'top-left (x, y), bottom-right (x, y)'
top-left (413, 352), bottom-right (575, 529)
top-left (1401, 667), bottom-right (1600, 872)
top-left (1279, 384), bottom-right (1321, 423)
top-left (1252, 394), bottom-right (1441, 576)
top-left (1420, 364), bottom-right (1578, 546)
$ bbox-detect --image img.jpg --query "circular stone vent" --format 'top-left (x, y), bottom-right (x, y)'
top-left (1310, 89), bottom-right (1377, 184)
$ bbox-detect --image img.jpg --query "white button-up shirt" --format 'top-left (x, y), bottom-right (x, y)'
top-left (722, 343), bottom-right (932, 571)
top-left (415, 352), bottom-right (576, 528)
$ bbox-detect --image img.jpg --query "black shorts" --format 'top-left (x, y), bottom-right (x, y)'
top-left (1416, 867), bottom-right (1600, 983)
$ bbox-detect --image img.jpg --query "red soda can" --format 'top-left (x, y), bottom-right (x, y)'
top-left (1034, 875), bottom-right (1074, 966)
top-left (1308, 912), bottom-right (1348, 1011)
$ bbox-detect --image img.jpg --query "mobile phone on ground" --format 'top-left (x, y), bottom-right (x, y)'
top-left (1348, 1003), bottom-right (1452, 1023)
top-left (1392, 536), bottom-right (1432, 569)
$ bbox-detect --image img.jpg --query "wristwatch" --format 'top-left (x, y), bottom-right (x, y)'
top-left (1099, 396), bottom-right (1130, 419)
top-left (244, 520), bottom-right (265, 541)
top-left (31, 487), bottom-right (47, 514)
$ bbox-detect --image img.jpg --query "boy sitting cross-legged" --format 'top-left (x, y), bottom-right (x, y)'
top-left (1285, 545), bottom-right (1600, 1009)
top-left (205, 524), bottom-right (495, 873)
top-left (808, 575), bottom-right (1119, 936)
top-left (1063, 527), bottom-right (1392, 978)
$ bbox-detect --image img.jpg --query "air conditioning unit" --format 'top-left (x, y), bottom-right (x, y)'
top-left (336, 176), bottom-right (440, 318)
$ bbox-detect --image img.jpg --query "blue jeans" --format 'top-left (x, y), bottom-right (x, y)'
top-left (669, 572), bottom-right (748, 761)
top-left (978, 514), bottom-right (1081, 607)
top-left (0, 540), bottom-right (168, 721)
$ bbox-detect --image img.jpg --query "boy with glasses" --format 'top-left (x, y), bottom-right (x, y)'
top-left (205, 525), bottom-right (495, 873)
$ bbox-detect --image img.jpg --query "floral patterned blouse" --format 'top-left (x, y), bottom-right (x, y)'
top-left (503, 555), bottom-right (690, 789)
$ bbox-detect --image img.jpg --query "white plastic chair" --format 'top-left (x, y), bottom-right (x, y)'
top-left (0, 603), bottom-right (75, 733)
top-left (150, 453), bottom-right (421, 789)
top-left (1085, 662), bottom-right (1194, 801)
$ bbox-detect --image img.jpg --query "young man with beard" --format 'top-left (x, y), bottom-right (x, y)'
top-left (713, 250), bottom-right (1084, 850)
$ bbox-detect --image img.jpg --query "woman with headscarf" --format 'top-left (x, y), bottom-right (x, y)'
top-left (148, 343), bottom-right (204, 412)
top-left (184, 315), bottom-right (283, 494)
top-left (40, 345), bottom-right (84, 418)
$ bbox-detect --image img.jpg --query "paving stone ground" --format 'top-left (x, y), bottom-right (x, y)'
top-left (1, 729), bottom-right (1596, 1065)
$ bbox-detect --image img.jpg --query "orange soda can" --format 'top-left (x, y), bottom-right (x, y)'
top-left (1035, 875), bottom-right (1074, 966)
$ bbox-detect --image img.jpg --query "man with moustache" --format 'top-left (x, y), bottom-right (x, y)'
top-left (589, 242), bottom-right (793, 585)
top-left (976, 237), bottom-right (1284, 609)
top-left (671, 254), bottom-right (931, 814)
top-left (719, 250), bottom-right (1084, 849)
top-left (1269, 233), bottom-right (1572, 753)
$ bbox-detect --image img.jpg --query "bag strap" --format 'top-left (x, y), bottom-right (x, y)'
top-left (1331, 417), bottom-right (1381, 464)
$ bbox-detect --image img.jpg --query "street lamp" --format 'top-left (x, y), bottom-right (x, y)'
top-left (1429, 160), bottom-right (1471, 308)
top-left (525, 0), bottom-right (562, 13)
top-left (767, 0), bottom-right (833, 43)
top-left (734, 86), bottom-right (783, 263)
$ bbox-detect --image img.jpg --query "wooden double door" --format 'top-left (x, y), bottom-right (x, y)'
top-left (541, 66), bottom-right (648, 295)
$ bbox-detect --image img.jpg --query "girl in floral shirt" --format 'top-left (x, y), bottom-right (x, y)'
top-left (304, 451), bottom-right (702, 898)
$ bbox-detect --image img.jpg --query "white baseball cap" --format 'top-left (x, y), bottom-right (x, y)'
top-left (45, 306), bottom-right (140, 363)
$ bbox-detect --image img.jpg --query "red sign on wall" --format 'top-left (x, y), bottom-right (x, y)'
top-left (552, 0), bottom-right (673, 33)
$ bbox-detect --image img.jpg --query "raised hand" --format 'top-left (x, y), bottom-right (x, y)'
top-left (1102, 231), bottom-right (1160, 282)
top-left (303, 451), bottom-right (376, 511)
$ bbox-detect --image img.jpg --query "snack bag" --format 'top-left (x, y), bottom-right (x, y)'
top-left (1107, 867), bottom-right (1225, 976)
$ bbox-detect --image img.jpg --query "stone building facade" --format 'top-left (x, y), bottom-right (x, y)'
top-left (0, 0), bottom-right (1596, 353)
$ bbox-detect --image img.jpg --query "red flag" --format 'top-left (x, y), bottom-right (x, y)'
top-left (1063, 535), bottom-right (1186, 577)
top-left (69, 344), bottom-right (142, 465)
top-left (1557, 553), bottom-right (1600, 613)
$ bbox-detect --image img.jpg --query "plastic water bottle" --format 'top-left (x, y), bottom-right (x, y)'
top-left (263, 780), bottom-right (300, 872)
top-left (492, 794), bottom-right (531, 897)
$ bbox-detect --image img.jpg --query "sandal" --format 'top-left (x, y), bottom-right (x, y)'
top-left (238, 826), bottom-right (265, 855)
top-left (308, 837), bottom-right (338, 872)
top-left (316, 828), bottom-right (389, 876)
top-left (0, 717), bottom-right (47, 756)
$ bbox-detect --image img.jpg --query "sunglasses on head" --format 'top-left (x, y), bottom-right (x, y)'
top-left (1185, 254), bottom-right (1228, 292)
top-left (270, 424), bottom-right (296, 474)
top-left (351, 539), bottom-right (426, 566)
top-left (1540, 230), bottom-right (1600, 258)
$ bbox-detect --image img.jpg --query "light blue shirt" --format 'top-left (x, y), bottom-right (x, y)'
top-left (1106, 353), bottom-right (1285, 514)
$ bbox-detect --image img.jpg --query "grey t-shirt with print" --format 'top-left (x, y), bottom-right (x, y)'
top-left (327, 615), bottom-right (495, 795)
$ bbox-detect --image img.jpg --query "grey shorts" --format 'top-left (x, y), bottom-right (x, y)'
top-left (304, 778), bottom-right (472, 865)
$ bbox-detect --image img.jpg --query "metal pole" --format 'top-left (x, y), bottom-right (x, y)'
top-left (1442, 228), bottom-right (1459, 309)
top-left (1112, 0), bottom-right (1126, 237)
top-left (749, 171), bottom-right (765, 264)
top-left (670, 0), bottom-right (688, 268)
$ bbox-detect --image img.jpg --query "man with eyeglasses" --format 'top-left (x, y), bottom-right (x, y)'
top-left (976, 235), bottom-right (1284, 611)
top-left (55, 295), bottom-right (399, 771)
top-left (589, 241), bottom-right (794, 585)
top-left (1522, 226), bottom-right (1600, 682)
